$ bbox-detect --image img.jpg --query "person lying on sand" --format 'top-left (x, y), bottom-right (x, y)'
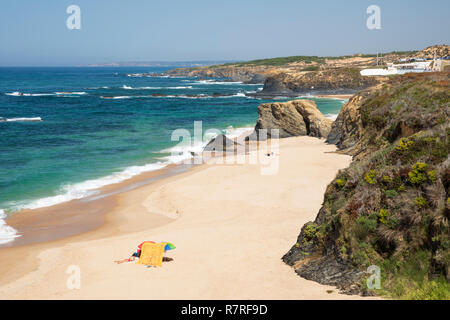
top-left (114, 250), bottom-right (173, 264)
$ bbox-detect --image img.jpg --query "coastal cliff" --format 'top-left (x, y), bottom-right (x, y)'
top-left (248, 100), bottom-right (333, 139)
top-left (166, 65), bottom-right (272, 84)
top-left (283, 72), bottom-right (450, 298)
top-left (260, 68), bottom-right (380, 96)
top-left (164, 46), bottom-right (448, 97)
top-left (326, 86), bottom-right (379, 153)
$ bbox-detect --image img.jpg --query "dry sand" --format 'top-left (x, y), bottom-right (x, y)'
top-left (0, 136), bottom-right (374, 300)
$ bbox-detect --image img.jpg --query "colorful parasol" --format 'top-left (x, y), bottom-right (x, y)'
top-left (137, 241), bottom-right (175, 252)
top-left (163, 242), bottom-right (176, 251)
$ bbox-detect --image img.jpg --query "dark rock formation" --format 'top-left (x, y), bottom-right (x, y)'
top-left (166, 65), bottom-right (271, 84)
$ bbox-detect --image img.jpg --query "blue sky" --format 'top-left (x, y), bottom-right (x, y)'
top-left (1, 0), bottom-right (449, 66)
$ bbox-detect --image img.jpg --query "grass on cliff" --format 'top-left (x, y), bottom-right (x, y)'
top-left (302, 73), bottom-right (449, 299)
top-left (209, 50), bottom-right (420, 68)
top-left (375, 251), bottom-right (450, 300)
top-left (221, 55), bottom-right (328, 66)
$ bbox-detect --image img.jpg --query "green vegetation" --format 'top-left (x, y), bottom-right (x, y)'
top-left (376, 251), bottom-right (450, 300)
top-left (364, 170), bottom-right (377, 185)
top-left (336, 178), bottom-right (346, 188)
top-left (396, 137), bottom-right (414, 151)
top-left (414, 196), bottom-right (428, 209)
top-left (301, 65), bottom-right (321, 72)
top-left (378, 208), bottom-right (389, 225)
top-left (222, 55), bottom-right (328, 67)
top-left (427, 170), bottom-right (437, 182)
top-left (355, 214), bottom-right (378, 240)
top-left (384, 189), bottom-right (398, 198)
top-left (302, 223), bottom-right (319, 244)
top-left (408, 162), bottom-right (428, 185)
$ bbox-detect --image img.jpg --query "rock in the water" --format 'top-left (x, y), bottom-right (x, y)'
top-left (250, 100), bottom-right (333, 139)
top-left (203, 134), bottom-right (242, 152)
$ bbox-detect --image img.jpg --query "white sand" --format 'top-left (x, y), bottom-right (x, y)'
top-left (0, 136), bottom-right (376, 300)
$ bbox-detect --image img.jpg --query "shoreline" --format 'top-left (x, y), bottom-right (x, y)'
top-left (1, 163), bottom-right (196, 249)
top-left (0, 161), bottom-right (210, 287)
top-left (247, 92), bottom-right (353, 100)
top-left (0, 92), bottom-right (348, 245)
top-left (0, 125), bottom-right (255, 247)
top-left (0, 136), bottom-right (376, 299)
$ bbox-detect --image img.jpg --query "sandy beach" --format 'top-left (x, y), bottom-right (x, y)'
top-left (0, 136), bottom-right (372, 300)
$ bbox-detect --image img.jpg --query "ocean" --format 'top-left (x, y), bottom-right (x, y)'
top-left (0, 66), bottom-right (345, 244)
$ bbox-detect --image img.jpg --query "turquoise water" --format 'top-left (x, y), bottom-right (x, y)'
top-left (0, 67), bottom-right (344, 242)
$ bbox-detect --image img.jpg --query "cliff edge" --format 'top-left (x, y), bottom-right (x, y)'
top-left (283, 72), bottom-right (450, 299)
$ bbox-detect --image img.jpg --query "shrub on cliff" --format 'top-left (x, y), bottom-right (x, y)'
top-left (283, 72), bottom-right (450, 299)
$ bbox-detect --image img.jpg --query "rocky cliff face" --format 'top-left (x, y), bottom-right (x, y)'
top-left (326, 86), bottom-right (380, 154)
top-left (414, 45), bottom-right (450, 59)
top-left (166, 65), bottom-right (273, 84)
top-left (249, 100), bottom-right (333, 139)
top-left (283, 72), bottom-right (450, 298)
top-left (164, 45), bottom-right (447, 95)
top-left (261, 68), bottom-right (380, 95)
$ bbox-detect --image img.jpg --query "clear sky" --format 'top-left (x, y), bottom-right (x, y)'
top-left (1, 0), bottom-right (449, 66)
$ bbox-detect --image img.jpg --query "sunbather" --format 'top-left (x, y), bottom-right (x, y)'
top-left (114, 250), bottom-right (173, 264)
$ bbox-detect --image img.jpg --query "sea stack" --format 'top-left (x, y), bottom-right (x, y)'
top-left (247, 100), bottom-right (333, 140)
top-left (203, 134), bottom-right (242, 152)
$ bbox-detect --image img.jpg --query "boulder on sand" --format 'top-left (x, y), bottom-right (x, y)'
top-left (246, 100), bottom-right (333, 140)
top-left (203, 134), bottom-right (242, 152)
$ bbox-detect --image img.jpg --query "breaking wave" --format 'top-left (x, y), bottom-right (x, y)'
top-left (0, 209), bottom-right (20, 245)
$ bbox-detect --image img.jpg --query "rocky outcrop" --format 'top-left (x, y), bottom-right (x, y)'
top-left (283, 72), bottom-right (450, 298)
top-left (248, 100), bottom-right (333, 140)
top-left (414, 44), bottom-right (450, 59)
top-left (260, 68), bottom-right (380, 95)
top-left (164, 45), bottom-right (447, 96)
top-left (283, 219), bottom-right (368, 295)
top-left (203, 134), bottom-right (242, 152)
top-left (325, 87), bottom-right (377, 154)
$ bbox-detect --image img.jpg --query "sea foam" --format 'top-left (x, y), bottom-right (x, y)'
top-left (6, 92), bottom-right (86, 97)
top-left (14, 162), bottom-right (168, 211)
top-left (6, 92), bottom-right (54, 97)
top-left (122, 85), bottom-right (193, 90)
top-left (0, 117), bottom-right (42, 122)
top-left (325, 113), bottom-right (339, 120)
top-left (0, 209), bottom-right (20, 245)
top-left (157, 126), bottom-right (253, 163)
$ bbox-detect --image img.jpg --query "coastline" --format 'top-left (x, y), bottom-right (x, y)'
top-left (0, 161), bottom-right (209, 287)
top-left (0, 124), bottom-right (257, 248)
top-left (0, 163), bottom-right (195, 248)
top-left (246, 91), bottom-right (353, 101)
top-left (0, 136), bottom-right (378, 299)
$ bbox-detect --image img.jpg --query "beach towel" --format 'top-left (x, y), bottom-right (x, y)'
top-left (137, 241), bottom-right (175, 253)
top-left (136, 242), bottom-right (165, 267)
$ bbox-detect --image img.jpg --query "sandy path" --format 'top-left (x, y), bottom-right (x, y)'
top-left (0, 137), bottom-right (369, 300)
